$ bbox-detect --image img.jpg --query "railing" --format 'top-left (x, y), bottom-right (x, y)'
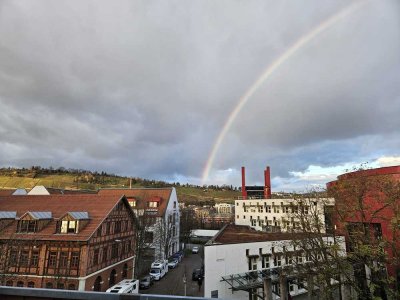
top-left (0, 286), bottom-right (210, 300)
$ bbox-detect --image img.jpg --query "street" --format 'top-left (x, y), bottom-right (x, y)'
top-left (140, 246), bottom-right (204, 297)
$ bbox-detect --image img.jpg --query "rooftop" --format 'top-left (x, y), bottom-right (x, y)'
top-left (208, 224), bottom-right (329, 245)
top-left (0, 194), bottom-right (126, 241)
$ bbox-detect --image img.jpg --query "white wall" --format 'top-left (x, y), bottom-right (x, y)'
top-left (235, 198), bottom-right (333, 232)
top-left (204, 236), bottom-right (345, 299)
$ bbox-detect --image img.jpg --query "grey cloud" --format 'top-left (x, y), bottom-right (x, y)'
top-left (0, 0), bottom-right (399, 188)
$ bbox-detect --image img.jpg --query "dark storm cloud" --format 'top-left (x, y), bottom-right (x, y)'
top-left (0, 0), bottom-right (399, 189)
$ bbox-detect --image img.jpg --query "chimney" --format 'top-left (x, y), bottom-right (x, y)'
top-left (241, 166), bottom-right (247, 200)
top-left (264, 166), bottom-right (271, 199)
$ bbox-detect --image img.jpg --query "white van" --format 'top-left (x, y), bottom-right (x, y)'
top-left (149, 260), bottom-right (168, 280)
top-left (106, 279), bottom-right (139, 294)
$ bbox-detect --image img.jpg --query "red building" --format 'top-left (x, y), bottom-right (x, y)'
top-left (0, 194), bottom-right (136, 292)
top-left (327, 165), bottom-right (400, 295)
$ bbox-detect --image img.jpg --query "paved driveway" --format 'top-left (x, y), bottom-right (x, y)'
top-left (140, 247), bottom-right (204, 297)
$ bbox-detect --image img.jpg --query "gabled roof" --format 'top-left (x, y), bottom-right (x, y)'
top-left (27, 186), bottom-right (50, 195)
top-left (67, 211), bottom-right (90, 220)
top-left (0, 194), bottom-right (124, 241)
top-left (21, 211), bottom-right (52, 220)
top-left (12, 188), bottom-right (27, 195)
top-left (98, 188), bottom-right (173, 217)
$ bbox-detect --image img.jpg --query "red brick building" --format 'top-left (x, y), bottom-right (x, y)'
top-left (0, 194), bottom-right (136, 292)
top-left (327, 165), bottom-right (400, 294)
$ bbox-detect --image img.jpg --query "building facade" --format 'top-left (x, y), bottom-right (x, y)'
top-left (0, 194), bottom-right (136, 292)
top-left (98, 188), bottom-right (180, 260)
top-left (204, 224), bottom-right (346, 300)
top-left (235, 198), bottom-right (334, 233)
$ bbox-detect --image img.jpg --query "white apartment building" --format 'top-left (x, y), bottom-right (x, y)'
top-left (235, 198), bottom-right (334, 233)
top-left (214, 203), bottom-right (235, 214)
top-left (99, 188), bottom-right (180, 260)
top-left (204, 224), bottom-right (346, 300)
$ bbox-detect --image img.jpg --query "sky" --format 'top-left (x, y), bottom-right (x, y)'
top-left (0, 0), bottom-right (399, 191)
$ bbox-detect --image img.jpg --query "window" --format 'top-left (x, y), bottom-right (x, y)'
top-left (48, 252), bottom-right (57, 268)
top-left (93, 249), bottom-right (99, 266)
top-left (31, 250), bottom-right (39, 267)
top-left (289, 282), bottom-right (295, 292)
top-left (273, 207), bottom-right (280, 213)
top-left (18, 220), bottom-right (37, 233)
top-left (262, 256), bottom-right (270, 269)
top-left (9, 250), bottom-right (18, 266)
top-left (71, 252), bottom-right (79, 268)
top-left (103, 247), bottom-right (108, 263)
top-left (60, 252), bottom-right (68, 268)
top-left (251, 219), bottom-right (257, 226)
top-left (274, 255), bottom-right (282, 267)
top-left (243, 215), bottom-right (246, 219)
top-left (46, 282), bottom-right (53, 289)
top-left (68, 284), bottom-right (76, 290)
top-left (60, 220), bottom-right (78, 234)
top-left (148, 201), bottom-right (158, 208)
top-left (6, 280), bottom-right (13, 286)
top-left (111, 243), bottom-right (118, 259)
top-left (27, 281), bottom-right (35, 288)
top-left (20, 250), bottom-right (29, 267)
top-left (114, 221), bottom-right (121, 233)
top-left (173, 201), bottom-right (176, 208)
top-left (284, 207), bottom-right (290, 214)
top-left (266, 205), bottom-right (271, 213)
top-left (17, 281), bottom-right (24, 287)
top-left (129, 200), bottom-right (136, 207)
top-left (237, 215), bottom-right (239, 219)
top-left (57, 282), bottom-right (65, 289)
top-left (249, 257), bottom-right (258, 270)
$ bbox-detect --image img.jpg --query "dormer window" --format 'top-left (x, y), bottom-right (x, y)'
top-left (61, 220), bottom-right (78, 233)
top-left (18, 220), bottom-right (38, 233)
top-left (148, 201), bottom-right (158, 208)
top-left (57, 212), bottom-right (89, 234)
top-left (17, 212), bottom-right (52, 233)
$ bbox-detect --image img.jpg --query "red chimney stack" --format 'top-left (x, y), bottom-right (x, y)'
top-left (264, 166), bottom-right (271, 199)
top-left (241, 166), bottom-right (247, 200)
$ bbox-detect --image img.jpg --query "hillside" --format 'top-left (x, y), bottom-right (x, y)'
top-left (0, 167), bottom-right (240, 204)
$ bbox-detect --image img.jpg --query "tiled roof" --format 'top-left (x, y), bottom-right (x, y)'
top-left (209, 224), bottom-right (328, 245)
top-left (24, 211), bottom-right (52, 220)
top-left (0, 195), bottom-right (123, 241)
top-left (0, 189), bottom-right (16, 196)
top-left (98, 188), bottom-right (173, 217)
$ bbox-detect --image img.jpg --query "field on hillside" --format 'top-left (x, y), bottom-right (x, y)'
top-left (0, 174), bottom-right (240, 204)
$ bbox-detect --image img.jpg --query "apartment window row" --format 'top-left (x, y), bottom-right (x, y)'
top-left (247, 251), bottom-right (314, 271)
top-left (91, 239), bottom-right (133, 266)
top-left (97, 220), bottom-right (132, 237)
top-left (8, 249), bottom-right (39, 268)
top-left (47, 250), bottom-right (80, 269)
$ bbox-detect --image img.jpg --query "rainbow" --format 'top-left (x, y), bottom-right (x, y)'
top-left (201, 1), bottom-right (367, 185)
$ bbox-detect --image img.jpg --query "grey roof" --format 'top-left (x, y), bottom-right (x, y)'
top-left (28, 211), bottom-right (52, 219)
top-left (12, 189), bottom-right (27, 195)
top-left (68, 212), bottom-right (89, 220)
top-left (0, 211), bottom-right (17, 219)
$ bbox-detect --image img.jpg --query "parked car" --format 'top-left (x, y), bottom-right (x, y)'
top-left (192, 246), bottom-right (199, 254)
top-left (139, 276), bottom-right (153, 289)
top-left (150, 268), bottom-right (163, 281)
top-left (172, 251), bottom-right (183, 262)
top-left (168, 258), bottom-right (179, 269)
top-left (192, 268), bottom-right (204, 281)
